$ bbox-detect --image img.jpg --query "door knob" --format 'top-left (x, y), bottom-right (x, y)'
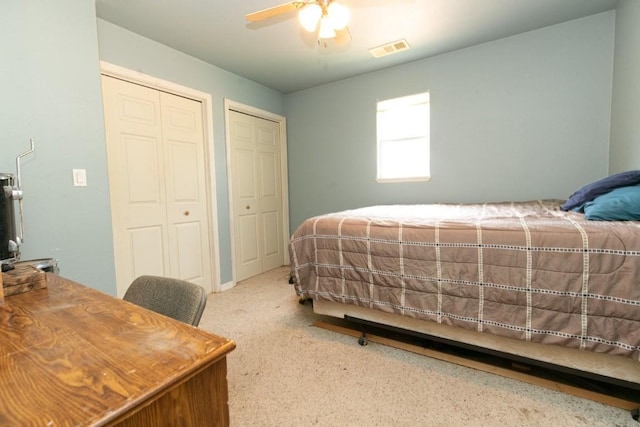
top-left (184, 210), bottom-right (190, 216)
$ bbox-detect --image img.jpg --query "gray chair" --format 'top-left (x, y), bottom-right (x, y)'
top-left (123, 275), bottom-right (208, 327)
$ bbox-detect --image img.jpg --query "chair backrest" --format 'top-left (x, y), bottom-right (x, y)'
top-left (123, 275), bottom-right (208, 326)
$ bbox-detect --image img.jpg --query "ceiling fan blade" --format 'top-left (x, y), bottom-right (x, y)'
top-left (246, 2), bottom-right (305, 23)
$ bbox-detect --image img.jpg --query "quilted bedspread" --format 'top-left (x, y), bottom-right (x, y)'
top-left (290, 200), bottom-right (640, 359)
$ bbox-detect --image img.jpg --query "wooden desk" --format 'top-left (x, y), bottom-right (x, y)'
top-left (0, 273), bottom-right (235, 426)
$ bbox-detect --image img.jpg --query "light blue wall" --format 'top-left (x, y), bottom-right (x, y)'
top-left (609, 0), bottom-right (640, 172)
top-left (96, 19), bottom-right (285, 286)
top-left (0, 0), bottom-right (116, 294)
top-left (285, 12), bottom-right (616, 232)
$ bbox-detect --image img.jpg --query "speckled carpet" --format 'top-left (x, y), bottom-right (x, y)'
top-left (198, 266), bottom-right (637, 427)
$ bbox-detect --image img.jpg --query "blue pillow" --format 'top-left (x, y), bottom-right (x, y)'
top-left (583, 185), bottom-right (640, 221)
top-left (561, 170), bottom-right (640, 211)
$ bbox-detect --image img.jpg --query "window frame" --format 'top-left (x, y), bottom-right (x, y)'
top-left (376, 92), bottom-right (431, 183)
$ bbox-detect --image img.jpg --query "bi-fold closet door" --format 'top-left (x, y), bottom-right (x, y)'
top-left (101, 75), bottom-right (213, 297)
top-left (228, 109), bottom-right (284, 282)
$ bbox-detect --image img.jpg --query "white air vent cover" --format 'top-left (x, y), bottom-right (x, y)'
top-left (369, 39), bottom-right (410, 58)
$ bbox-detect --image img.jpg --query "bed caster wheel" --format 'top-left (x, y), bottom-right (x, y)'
top-left (358, 335), bottom-right (368, 346)
top-left (298, 297), bottom-right (311, 305)
top-left (631, 407), bottom-right (639, 421)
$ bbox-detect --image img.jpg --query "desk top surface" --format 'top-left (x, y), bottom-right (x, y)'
top-left (0, 273), bottom-right (235, 426)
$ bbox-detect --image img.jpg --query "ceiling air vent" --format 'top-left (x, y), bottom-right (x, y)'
top-left (369, 39), bottom-right (410, 58)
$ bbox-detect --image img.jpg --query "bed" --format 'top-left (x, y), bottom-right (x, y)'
top-left (289, 199), bottom-right (640, 399)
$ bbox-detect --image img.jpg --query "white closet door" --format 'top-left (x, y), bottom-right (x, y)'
top-left (229, 110), bottom-right (283, 281)
top-left (161, 91), bottom-right (213, 287)
top-left (255, 116), bottom-right (284, 272)
top-left (102, 75), bottom-right (213, 296)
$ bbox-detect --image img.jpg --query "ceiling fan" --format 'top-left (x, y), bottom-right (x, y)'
top-left (246, 1), bottom-right (352, 45)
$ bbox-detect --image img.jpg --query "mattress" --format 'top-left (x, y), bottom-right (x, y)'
top-left (290, 200), bottom-right (640, 359)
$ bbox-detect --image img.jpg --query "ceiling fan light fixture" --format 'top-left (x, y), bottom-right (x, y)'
top-left (327, 2), bottom-right (350, 30)
top-left (298, 3), bottom-right (322, 32)
top-left (318, 16), bottom-right (336, 39)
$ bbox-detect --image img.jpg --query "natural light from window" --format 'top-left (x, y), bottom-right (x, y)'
top-left (376, 92), bottom-right (430, 182)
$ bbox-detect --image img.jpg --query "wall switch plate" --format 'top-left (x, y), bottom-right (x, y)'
top-left (73, 169), bottom-right (87, 187)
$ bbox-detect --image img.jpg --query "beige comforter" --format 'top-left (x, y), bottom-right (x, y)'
top-left (290, 200), bottom-right (640, 359)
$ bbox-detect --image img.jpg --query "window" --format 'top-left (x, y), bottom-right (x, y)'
top-left (376, 92), bottom-right (430, 182)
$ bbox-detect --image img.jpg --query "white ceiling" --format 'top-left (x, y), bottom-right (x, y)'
top-left (95, 0), bottom-right (618, 94)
